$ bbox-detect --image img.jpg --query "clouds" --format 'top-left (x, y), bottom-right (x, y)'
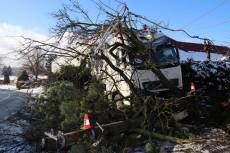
top-left (0, 23), bottom-right (47, 67)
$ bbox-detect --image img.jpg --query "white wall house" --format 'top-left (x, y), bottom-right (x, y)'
top-left (52, 57), bottom-right (81, 73)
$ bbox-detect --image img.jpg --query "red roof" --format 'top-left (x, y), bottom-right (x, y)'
top-left (167, 37), bottom-right (230, 55)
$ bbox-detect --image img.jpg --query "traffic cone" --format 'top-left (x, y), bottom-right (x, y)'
top-left (190, 82), bottom-right (196, 93)
top-left (82, 113), bottom-right (91, 129)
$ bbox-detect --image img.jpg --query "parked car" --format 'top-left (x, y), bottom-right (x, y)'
top-left (16, 81), bottom-right (30, 89)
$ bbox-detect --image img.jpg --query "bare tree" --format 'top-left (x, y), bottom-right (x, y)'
top-left (15, 2), bottom-right (230, 150)
top-left (22, 47), bottom-right (47, 81)
top-left (17, 1), bottom-right (187, 124)
top-left (21, 2), bottom-right (181, 96)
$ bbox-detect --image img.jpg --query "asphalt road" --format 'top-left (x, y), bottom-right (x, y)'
top-left (0, 89), bottom-right (26, 121)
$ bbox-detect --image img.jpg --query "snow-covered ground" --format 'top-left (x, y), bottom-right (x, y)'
top-left (0, 84), bottom-right (17, 90)
top-left (0, 111), bottom-right (34, 153)
top-left (0, 85), bottom-right (41, 152)
top-left (131, 128), bottom-right (230, 153)
top-left (0, 85), bottom-right (44, 96)
top-left (18, 86), bottom-right (44, 96)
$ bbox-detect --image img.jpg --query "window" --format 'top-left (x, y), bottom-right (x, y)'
top-left (152, 46), bottom-right (179, 67)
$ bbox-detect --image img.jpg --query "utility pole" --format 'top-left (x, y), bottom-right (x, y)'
top-left (204, 39), bottom-right (211, 60)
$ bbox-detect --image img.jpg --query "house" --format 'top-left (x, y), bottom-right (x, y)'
top-left (0, 75), bottom-right (18, 85)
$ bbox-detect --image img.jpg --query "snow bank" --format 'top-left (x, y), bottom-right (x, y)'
top-left (19, 86), bottom-right (44, 96)
top-left (0, 85), bottom-right (16, 90)
top-left (0, 85), bottom-right (44, 97)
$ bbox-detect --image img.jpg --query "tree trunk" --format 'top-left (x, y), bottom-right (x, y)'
top-left (132, 129), bottom-right (191, 144)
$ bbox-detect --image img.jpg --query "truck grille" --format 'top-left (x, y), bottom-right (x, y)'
top-left (142, 79), bottom-right (179, 90)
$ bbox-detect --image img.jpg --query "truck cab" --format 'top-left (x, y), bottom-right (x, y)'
top-left (131, 34), bottom-right (183, 93)
top-left (103, 29), bottom-right (184, 104)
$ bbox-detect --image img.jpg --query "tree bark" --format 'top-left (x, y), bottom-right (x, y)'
top-left (131, 129), bottom-right (191, 144)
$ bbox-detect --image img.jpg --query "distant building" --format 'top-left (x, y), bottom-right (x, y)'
top-left (0, 76), bottom-right (18, 85)
top-left (51, 57), bottom-right (80, 73)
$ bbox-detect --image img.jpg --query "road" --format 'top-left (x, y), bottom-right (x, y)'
top-left (0, 87), bottom-right (33, 153)
top-left (0, 89), bottom-right (26, 121)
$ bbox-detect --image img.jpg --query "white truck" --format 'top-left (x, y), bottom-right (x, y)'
top-left (99, 26), bottom-right (230, 104)
top-left (131, 31), bottom-right (183, 93)
top-left (98, 28), bottom-right (183, 104)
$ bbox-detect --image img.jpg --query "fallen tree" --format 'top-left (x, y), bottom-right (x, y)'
top-left (17, 1), bottom-right (230, 152)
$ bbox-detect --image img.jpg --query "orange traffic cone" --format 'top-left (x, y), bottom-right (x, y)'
top-left (82, 113), bottom-right (91, 129)
top-left (190, 82), bottom-right (196, 93)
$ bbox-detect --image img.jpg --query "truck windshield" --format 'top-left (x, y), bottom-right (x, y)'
top-left (131, 46), bottom-right (180, 69)
top-left (152, 46), bottom-right (179, 68)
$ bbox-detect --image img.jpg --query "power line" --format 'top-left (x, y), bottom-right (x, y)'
top-left (196, 19), bottom-right (230, 29)
top-left (130, 12), bottom-right (209, 41)
top-left (183, 0), bottom-right (228, 28)
top-left (91, 0), bottom-right (211, 42)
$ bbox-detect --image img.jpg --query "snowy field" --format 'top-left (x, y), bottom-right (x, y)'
top-left (0, 85), bottom-right (44, 96)
top-left (0, 84), bottom-right (17, 90)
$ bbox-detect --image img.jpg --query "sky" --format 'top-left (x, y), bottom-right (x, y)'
top-left (0, 0), bottom-right (230, 66)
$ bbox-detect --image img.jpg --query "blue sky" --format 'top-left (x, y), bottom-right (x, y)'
top-left (0, 0), bottom-right (229, 66)
top-left (0, 0), bottom-right (229, 44)
top-left (0, 0), bottom-right (65, 34)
